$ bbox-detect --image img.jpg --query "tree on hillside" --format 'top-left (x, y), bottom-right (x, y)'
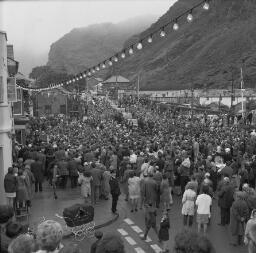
top-left (29, 65), bottom-right (71, 89)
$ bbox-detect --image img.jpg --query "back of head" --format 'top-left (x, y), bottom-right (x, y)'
top-left (174, 230), bottom-right (215, 253)
top-left (8, 234), bottom-right (35, 253)
top-left (59, 243), bottom-right (81, 253)
top-left (0, 205), bottom-right (14, 224)
top-left (36, 220), bottom-right (63, 252)
top-left (96, 233), bottom-right (125, 253)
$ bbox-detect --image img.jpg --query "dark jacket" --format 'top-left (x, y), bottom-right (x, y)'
top-left (4, 173), bottom-right (17, 193)
top-left (109, 176), bottom-right (121, 196)
top-left (67, 159), bottom-right (78, 176)
top-left (90, 168), bottom-right (103, 186)
top-left (57, 160), bottom-right (69, 176)
top-left (31, 161), bottom-right (44, 182)
top-left (218, 183), bottom-right (234, 209)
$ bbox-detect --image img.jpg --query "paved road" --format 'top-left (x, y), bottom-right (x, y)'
top-left (62, 191), bottom-right (247, 253)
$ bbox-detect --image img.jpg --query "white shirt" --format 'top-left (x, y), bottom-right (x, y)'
top-left (196, 194), bottom-right (212, 215)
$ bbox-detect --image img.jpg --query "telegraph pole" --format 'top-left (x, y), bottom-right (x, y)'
top-left (191, 84), bottom-right (194, 119)
top-left (137, 72), bottom-right (140, 103)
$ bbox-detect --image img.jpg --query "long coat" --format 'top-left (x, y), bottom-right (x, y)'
top-left (24, 168), bottom-right (35, 200)
top-left (230, 199), bottom-right (249, 236)
top-left (16, 175), bottom-right (29, 201)
top-left (160, 179), bottom-right (170, 203)
top-left (31, 161), bottom-right (44, 182)
top-left (143, 177), bottom-right (157, 205)
top-left (218, 184), bottom-right (234, 209)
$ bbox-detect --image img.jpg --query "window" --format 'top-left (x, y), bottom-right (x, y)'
top-left (7, 77), bottom-right (17, 102)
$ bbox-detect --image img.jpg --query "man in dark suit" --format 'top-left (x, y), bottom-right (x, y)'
top-left (31, 157), bottom-right (44, 192)
top-left (90, 162), bottom-right (103, 205)
top-left (109, 170), bottom-right (121, 214)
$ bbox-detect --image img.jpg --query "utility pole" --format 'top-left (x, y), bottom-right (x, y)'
top-left (191, 84), bottom-right (194, 119)
top-left (241, 61), bottom-right (245, 119)
top-left (230, 66), bottom-right (234, 108)
top-left (137, 72), bottom-right (140, 103)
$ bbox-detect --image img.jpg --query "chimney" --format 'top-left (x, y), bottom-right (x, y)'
top-left (7, 45), bottom-right (14, 59)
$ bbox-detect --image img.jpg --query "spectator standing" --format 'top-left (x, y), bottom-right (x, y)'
top-left (158, 210), bottom-right (170, 253)
top-left (90, 231), bottom-right (103, 253)
top-left (57, 158), bottom-right (69, 189)
top-left (4, 167), bottom-right (17, 208)
top-left (217, 177), bottom-right (234, 226)
top-left (230, 191), bottom-right (249, 246)
top-left (195, 185), bottom-right (212, 234)
top-left (90, 162), bottom-right (103, 205)
top-left (182, 183), bottom-right (197, 227)
top-left (109, 170), bottom-right (121, 214)
top-left (31, 157), bottom-right (44, 192)
top-left (142, 204), bottom-right (158, 240)
top-left (78, 171), bottom-right (92, 204)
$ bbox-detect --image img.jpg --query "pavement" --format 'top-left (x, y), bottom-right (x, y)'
top-left (27, 183), bottom-right (118, 237)
top-left (25, 182), bottom-right (248, 253)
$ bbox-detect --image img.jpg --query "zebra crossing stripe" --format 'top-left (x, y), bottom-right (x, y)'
top-left (134, 247), bottom-right (146, 253)
top-left (125, 236), bottom-right (137, 246)
top-left (117, 228), bottom-right (128, 236)
top-left (150, 244), bottom-right (162, 253)
top-left (124, 218), bottom-right (134, 225)
top-left (131, 225), bottom-right (143, 233)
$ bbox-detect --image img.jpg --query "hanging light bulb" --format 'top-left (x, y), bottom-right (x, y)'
top-left (114, 56), bottom-right (118, 62)
top-left (129, 48), bottom-right (134, 55)
top-left (121, 52), bottom-right (126, 59)
top-left (160, 29), bottom-right (166, 37)
top-left (137, 42), bottom-right (143, 50)
top-left (92, 68), bottom-right (95, 73)
top-left (83, 73), bottom-right (86, 78)
top-left (73, 78), bottom-right (76, 82)
top-left (79, 75), bottom-right (83, 80)
top-left (203, 1), bottom-right (210, 10)
top-left (102, 62), bottom-right (106, 69)
top-left (147, 35), bottom-right (153, 43)
top-left (173, 21), bottom-right (179, 31)
top-left (88, 71), bottom-right (91, 76)
top-left (187, 11), bottom-right (193, 22)
top-left (96, 66), bottom-right (100, 71)
top-left (108, 60), bottom-right (113, 66)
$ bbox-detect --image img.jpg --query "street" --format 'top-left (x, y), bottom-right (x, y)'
top-left (60, 189), bottom-right (248, 253)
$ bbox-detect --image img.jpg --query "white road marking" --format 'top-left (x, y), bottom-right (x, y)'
top-left (117, 228), bottom-right (128, 236)
top-left (135, 247), bottom-right (146, 253)
top-left (124, 218), bottom-right (134, 225)
top-left (125, 236), bottom-right (137, 246)
top-left (150, 244), bottom-right (162, 253)
top-left (131, 225), bottom-right (143, 233)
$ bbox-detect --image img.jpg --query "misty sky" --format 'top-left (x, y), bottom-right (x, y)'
top-left (0, 0), bottom-right (176, 75)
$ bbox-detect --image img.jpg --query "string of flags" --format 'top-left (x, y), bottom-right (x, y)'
top-left (17, 0), bottom-right (212, 92)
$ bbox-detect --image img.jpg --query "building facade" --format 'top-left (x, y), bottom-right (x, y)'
top-left (0, 31), bottom-right (14, 204)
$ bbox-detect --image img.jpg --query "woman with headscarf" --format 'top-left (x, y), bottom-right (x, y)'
top-left (230, 191), bottom-right (249, 246)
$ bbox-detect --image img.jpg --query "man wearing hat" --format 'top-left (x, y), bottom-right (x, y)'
top-left (90, 231), bottom-right (103, 253)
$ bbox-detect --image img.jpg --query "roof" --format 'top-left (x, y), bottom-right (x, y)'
top-left (15, 72), bottom-right (33, 82)
top-left (103, 75), bottom-right (130, 84)
top-left (0, 30), bottom-right (7, 40)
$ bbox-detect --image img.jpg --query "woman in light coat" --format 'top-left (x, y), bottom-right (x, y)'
top-left (78, 171), bottom-right (93, 203)
top-left (182, 182), bottom-right (197, 227)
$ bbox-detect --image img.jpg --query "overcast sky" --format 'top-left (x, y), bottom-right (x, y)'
top-left (0, 0), bottom-right (176, 75)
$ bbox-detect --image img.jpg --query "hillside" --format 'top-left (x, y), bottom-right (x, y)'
top-left (114, 0), bottom-right (256, 90)
top-left (47, 15), bottom-right (158, 74)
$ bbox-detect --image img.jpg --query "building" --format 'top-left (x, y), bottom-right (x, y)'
top-left (0, 31), bottom-right (16, 204)
top-left (35, 87), bottom-right (71, 117)
top-left (102, 75), bottom-right (131, 99)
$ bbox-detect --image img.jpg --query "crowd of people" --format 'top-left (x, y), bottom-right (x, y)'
top-left (2, 95), bottom-right (256, 253)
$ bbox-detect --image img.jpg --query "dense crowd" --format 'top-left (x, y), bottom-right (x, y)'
top-left (2, 96), bottom-right (256, 253)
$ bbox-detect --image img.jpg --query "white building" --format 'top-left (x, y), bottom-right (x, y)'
top-left (0, 31), bottom-right (14, 204)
